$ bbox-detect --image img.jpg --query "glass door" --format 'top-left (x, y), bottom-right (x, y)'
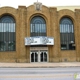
top-left (30, 51), bottom-right (38, 62)
top-left (40, 51), bottom-right (48, 62)
top-left (30, 50), bottom-right (48, 62)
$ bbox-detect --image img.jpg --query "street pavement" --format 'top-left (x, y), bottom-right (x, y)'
top-left (0, 67), bottom-right (80, 80)
top-left (0, 62), bottom-right (80, 68)
top-left (0, 62), bottom-right (80, 80)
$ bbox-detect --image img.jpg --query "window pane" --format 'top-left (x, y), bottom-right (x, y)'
top-left (30, 16), bottom-right (46, 37)
top-left (0, 16), bottom-right (16, 51)
top-left (60, 18), bottom-right (75, 50)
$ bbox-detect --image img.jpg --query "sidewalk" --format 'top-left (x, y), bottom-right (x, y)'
top-left (0, 62), bottom-right (80, 68)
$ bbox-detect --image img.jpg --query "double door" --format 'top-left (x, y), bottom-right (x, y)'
top-left (30, 50), bottom-right (48, 62)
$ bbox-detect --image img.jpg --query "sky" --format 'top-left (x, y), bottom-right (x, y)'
top-left (0, 0), bottom-right (80, 8)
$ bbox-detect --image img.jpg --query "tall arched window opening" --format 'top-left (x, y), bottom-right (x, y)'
top-left (30, 16), bottom-right (46, 36)
top-left (60, 17), bottom-right (75, 50)
top-left (0, 15), bottom-right (16, 51)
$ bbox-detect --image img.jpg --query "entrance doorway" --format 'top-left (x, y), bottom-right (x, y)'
top-left (30, 50), bottom-right (48, 62)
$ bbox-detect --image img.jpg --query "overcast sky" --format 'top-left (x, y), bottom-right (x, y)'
top-left (0, 0), bottom-right (80, 8)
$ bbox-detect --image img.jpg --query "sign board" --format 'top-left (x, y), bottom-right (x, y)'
top-left (25, 36), bottom-right (54, 46)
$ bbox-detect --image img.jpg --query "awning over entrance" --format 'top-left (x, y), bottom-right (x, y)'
top-left (25, 36), bottom-right (54, 46)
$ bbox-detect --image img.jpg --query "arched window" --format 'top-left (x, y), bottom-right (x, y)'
top-left (30, 16), bottom-right (46, 36)
top-left (60, 17), bottom-right (75, 50)
top-left (0, 15), bottom-right (16, 51)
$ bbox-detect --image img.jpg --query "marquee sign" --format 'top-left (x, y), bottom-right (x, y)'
top-left (25, 36), bottom-right (54, 46)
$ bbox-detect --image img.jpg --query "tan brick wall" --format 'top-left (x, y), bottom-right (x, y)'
top-left (75, 9), bottom-right (80, 61)
top-left (58, 9), bottom-right (77, 62)
top-left (0, 4), bottom-right (80, 62)
top-left (0, 7), bottom-right (17, 62)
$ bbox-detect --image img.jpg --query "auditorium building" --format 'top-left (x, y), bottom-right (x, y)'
top-left (0, 2), bottom-right (80, 63)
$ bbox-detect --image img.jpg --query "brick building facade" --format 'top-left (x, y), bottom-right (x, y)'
top-left (0, 2), bottom-right (80, 63)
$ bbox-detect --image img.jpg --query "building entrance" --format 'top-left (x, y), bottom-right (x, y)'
top-left (30, 50), bottom-right (48, 62)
